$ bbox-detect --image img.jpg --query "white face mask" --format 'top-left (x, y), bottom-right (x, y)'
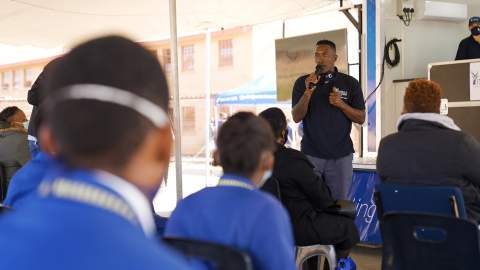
top-left (258, 170), bottom-right (272, 188)
top-left (23, 121), bottom-right (29, 129)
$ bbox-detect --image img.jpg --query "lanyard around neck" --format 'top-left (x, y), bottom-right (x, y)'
top-left (217, 179), bottom-right (255, 190)
top-left (38, 178), bottom-right (139, 226)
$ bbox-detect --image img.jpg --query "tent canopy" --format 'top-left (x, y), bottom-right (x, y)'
top-left (215, 74), bottom-right (287, 105)
top-left (0, 0), bottom-right (338, 48)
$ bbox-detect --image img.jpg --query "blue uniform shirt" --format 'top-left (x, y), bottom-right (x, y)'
top-left (292, 69), bottom-right (365, 159)
top-left (0, 168), bottom-right (191, 270)
top-left (165, 174), bottom-right (296, 270)
top-left (3, 151), bottom-right (55, 208)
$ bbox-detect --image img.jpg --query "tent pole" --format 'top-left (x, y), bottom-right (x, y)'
top-left (204, 29), bottom-right (212, 187)
top-left (169, 0), bottom-right (183, 202)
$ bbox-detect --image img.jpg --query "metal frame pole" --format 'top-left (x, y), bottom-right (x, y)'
top-left (169, 0), bottom-right (183, 202)
top-left (204, 29), bottom-right (212, 186)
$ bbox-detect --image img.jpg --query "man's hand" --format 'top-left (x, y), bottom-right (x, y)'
top-left (329, 87), bottom-right (346, 109)
top-left (474, 35), bottom-right (480, 44)
top-left (304, 73), bottom-right (319, 91)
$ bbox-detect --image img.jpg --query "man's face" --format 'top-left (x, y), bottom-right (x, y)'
top-left (314, 45), bottom-right (337, 73)
top-left (470, 23), bottom-right (480, 32)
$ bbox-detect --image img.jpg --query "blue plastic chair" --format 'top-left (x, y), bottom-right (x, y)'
top-left (375, 183), bottom-right (467, 219)
top-left (381, 212), bottom-right (480, 270)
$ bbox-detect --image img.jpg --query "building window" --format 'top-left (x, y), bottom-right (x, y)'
top-left (24, 68), bottom-right (35, 87)
top-left (13, 69), bottom-right (22, 89)
top-left (163, 49), bottom-right (172, 72)
top-left (219, 39), bottom-right (233, 67)
top-left (182, 106), bottom-right (196, 133)
top-left (181, 45), bottom-right (194, 71)
top-left (1, 71), bottom-right (12, 90)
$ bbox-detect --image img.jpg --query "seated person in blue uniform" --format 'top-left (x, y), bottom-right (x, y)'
top-left (259, 108), bottom-right (359, 269)
top-left (0, 36), bottom-right (190, 270)
top-left (165, 112), bottom-right (296, 270)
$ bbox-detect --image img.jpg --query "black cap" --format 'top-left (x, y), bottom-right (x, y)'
top-left (469, 16), bottom-right (480, 25)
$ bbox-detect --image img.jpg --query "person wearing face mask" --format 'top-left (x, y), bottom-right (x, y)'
top-left (455, 16), bottom-right (480, 61)
top-left (3, 105), bottom-right (61, 208)
top-left (292, 40), bottom-right (366, 201)
top-left (0, 106), bottom-right (31, 197)
top-left (165, 112), bottom-right (296, 270)
top-left (1, 62), bottom-right (62, 207)
top-left (0, 36), bottom-right (190, 270)
top-left (260, 108), bottom-right (359, 269)
top-left (0, 106), bottom-right (28, 129)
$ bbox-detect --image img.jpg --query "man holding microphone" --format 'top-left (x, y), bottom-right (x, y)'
top-left (292, 40), bottom-right (366, 200)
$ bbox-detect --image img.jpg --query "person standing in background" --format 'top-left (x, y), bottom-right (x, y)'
top-left (455, 16), bottom-right (480, 60)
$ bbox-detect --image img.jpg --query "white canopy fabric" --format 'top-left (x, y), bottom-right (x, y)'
top-left (0, 0), bottom-right (338, 47)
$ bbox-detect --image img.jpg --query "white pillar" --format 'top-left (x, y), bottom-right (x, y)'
top-left (204, 29), bottom-right (212, 187)
top-left (169, 0), bottom-right (183, 202)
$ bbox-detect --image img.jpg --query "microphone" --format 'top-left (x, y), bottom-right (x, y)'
top-left (315, 65), bottom-right (323, 76)
top-left (309, 65), bottom-right (324, 89)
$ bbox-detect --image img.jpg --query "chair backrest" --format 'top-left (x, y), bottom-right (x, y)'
top-left (381, 212), bottom-right (480, 270)
top-left (375, 183), bottom-right (467, 219)
top-left (0, 160), bottom-right (22, 201)
top-left (0, 163), bottom-right (6, 201)
top-left (163, 237), bottom-right (253, 270)
top-left (0, 204), bottom-right (11, 214)
top-left (260, 177), bottom-right (282, 201)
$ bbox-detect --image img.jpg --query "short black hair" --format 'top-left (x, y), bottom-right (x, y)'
top-left (28, 57), bottom-right (62, 137)
top-left (316, 40), bottom-right (336, 51)
top-left (44, 35), bottom-right (169, 170)
top-left (259, 107), bottom-right (287, 140)
top-left (216, 112), bottom-right (275, 179)
top-left (0, 106), bottom-right (21, 122)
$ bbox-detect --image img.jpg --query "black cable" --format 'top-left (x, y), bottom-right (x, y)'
top-left (385, 38), bottom-right (401, 67)
top-left (364, 38), bottom-right (402, 103)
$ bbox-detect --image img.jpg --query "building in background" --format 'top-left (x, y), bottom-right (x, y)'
top-left (0, 26), bottom-right (255, 156)
top-left (0, 57), bottom-right (53, 117)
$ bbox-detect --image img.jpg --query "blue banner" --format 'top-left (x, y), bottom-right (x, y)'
top-left (348, 170), bottom-right (382, 245)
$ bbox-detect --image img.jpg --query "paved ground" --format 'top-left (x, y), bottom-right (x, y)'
top-left (351, 245), bottom-right (382, 270)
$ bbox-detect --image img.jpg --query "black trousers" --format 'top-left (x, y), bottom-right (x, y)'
top-left (294, 212), bottom-right (359, 252)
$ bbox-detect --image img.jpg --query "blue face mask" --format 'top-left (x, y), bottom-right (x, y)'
top-left (147, 166), bottom-right (169, 201)
top-left (23, 121), bottom-right (29, 129)
top-left (147, 188), bottom-right (160, 201)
